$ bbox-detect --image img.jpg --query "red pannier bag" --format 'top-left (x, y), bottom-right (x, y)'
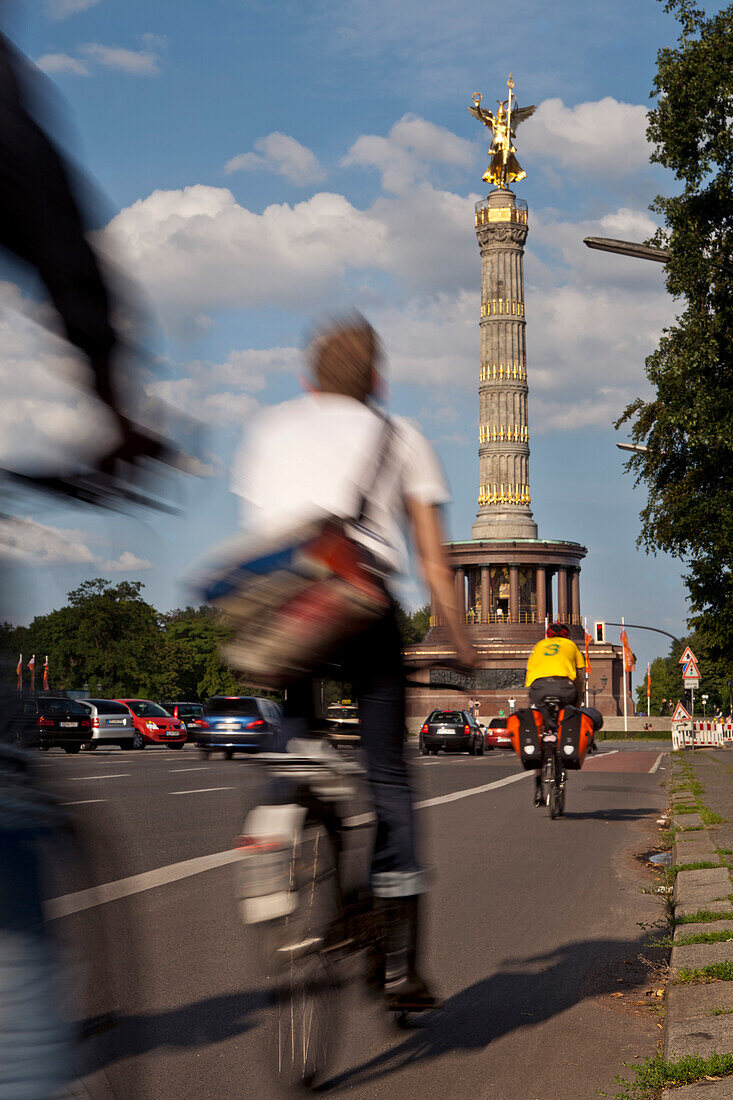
top-left (557, 707), bottom-right (595, 770)
top-left (508, 708), bottom-right (544, 769)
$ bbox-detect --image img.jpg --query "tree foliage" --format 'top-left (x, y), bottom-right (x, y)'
top-left (618, 0), bottom-right (733, 652)
top-left (634, 626), bottom-right (733, 714)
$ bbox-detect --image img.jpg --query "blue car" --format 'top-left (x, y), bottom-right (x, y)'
top-left (197, 696), bottom-right (283, 759)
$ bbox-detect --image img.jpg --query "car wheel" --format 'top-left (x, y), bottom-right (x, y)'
top-left (430, 748), bottom-right (438, 755)
top-left (133, 730), bottom-right (146, 751)
top-left (420, 739), bottom-right (429, 755)
top-left (169, 742), bottom-right (184, 750)
top-left (468, 738), bottom-right (476, 756)
top-left (82, 741), bottom-right (97, 751)
top-left (120, 740), bottom-right (134, 750)
top-left (64, 745), bottom-right (81, 754)
top-left (224, 749), bottom-right (234, 760)
top-left (199, 749), bottom-right (210, 760)
top-left (38, 745), bottom-right (49, 751)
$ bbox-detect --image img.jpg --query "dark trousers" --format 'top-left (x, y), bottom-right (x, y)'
top-left (528, 676), bottom-right (580, 709)
top-left (282, 609), bottom-right (424, 896)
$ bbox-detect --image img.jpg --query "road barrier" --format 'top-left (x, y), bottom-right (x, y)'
top-left (672, 720), bottom-right (725, 749)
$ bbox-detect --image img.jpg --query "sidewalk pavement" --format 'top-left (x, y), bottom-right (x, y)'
top-left (662, 749), bottom-right (733, 1099)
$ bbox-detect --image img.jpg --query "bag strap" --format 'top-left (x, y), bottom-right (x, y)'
top-left (353, 413), bottom-right (394, 524)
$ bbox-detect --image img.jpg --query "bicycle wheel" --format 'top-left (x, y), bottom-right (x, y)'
top-left (548, 754), bottom-right (560, 819)
top-left (271, 819), bottom-right (340, 1091)
top-left (556, 764), bottom-right (566, 817)
top-left (540, 753), bottom-right (554, 809)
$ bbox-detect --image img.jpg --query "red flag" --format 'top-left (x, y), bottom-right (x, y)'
top-left (43, 655), bottom-right (49, 692)
top-left (646, 663), bottom-right (651, 698)
top-left (584, 624), bottom-right (592, 675)
top-left (27, 654), bottom-right (35, 692)
top-left (620, 628), bottom-right (635, 674)
top-left (16, 653), bottom-right (22, 692)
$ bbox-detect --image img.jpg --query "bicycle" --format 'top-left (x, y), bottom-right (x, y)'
top-left (537, 696), bottom-right (566, 819)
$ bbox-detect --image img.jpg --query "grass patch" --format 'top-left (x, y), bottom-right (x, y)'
top-left (675, 929), bottom-right (733, 945)
top-left (674, 961), bottom-right (733, 983)
top-left (614, 1051), bottom-right (733, 1099)
top-left (659, 828), bottom-right (677, 848)
top-left (719, 848), bottom-right (733, 856)
top-left (710, 1006), bottom-right (733, 1015)
top-left (670, 861), bottom-right (720, 873)
top-left (601, 731), bottom-right (671, 741)
top-left (675, 910), bottom-right (733, 924)
top-left (701, 808), bottom-right (727, 825)
top-left (673, 805), bottom-right (700, 815)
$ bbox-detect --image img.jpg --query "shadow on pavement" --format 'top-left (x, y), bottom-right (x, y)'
top-left (560, 807), bottom-right (659, 821)
top-left (322, 933), bottom-right (654, 1093)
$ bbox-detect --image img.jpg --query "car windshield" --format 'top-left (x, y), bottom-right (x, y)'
top-left (206, 698), bottom-right (260, 717)
top-left (125, 701), bottom-right (171, 718)
top-left (178, 705), bottom-right (203, 718)
top-left (86, 700), bottom-right (129, 714)
top-left (328, 707), bottom-right (358, 719)
top-left (38, 698), bottom-right (89, 716)
top-left (430, 711), bottom-right (463, 723)
top-left (489, 718), bottom-right (507, 728)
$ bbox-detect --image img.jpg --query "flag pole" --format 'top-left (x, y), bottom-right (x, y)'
top-left (647, 662), bottom-right (651, 718)
top-left (622, 617), bottom-right (628, 734)
top-left (584, 616), bottom-right (589, 707)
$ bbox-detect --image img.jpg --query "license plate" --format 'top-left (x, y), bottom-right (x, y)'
top-left (60, 722), bottom-right (78, 728)
top-left (438, 727), bottom-right (453, 735)
top-left (166, 731), bottom-right (179, 736)
top-left (107, 719), bottom-right (125, 726)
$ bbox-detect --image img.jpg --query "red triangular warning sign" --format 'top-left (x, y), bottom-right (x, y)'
top-left (679, 646), bottom-right (697, 666)
top-left (672, 702), bottom-right (692, 722)
top-left (683, 659), bottom-right (701, 680)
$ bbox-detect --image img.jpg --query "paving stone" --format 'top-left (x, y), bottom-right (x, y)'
top-left (677, 869), bottom-right (731, 894)
top-left (671, 941), bottom-right (733, 972)
top-left (677, 901), bottom-right (733, 921)
top-left (676, 814), bottom-right (706, 829)
top-left (667, 982), bottom-right (733, 1017)
top-left (665, 1014), bottom-right (733, 1059)
top-left (675, 840), bottom-right (719, 865)
top-left (662, 1079), bottom-right (733, 1099)
top-left (675, 922), bottom-right (733, 944)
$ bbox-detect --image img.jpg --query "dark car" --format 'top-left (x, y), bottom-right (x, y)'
top-left (197, 696), bottom-right (283, 759)
top-left (161, 702), bottom-right (206, 740)
top-left (419, 709), bottom-right (484, 756)
top-left (21, 696), bottom-right (93, 753)
top-left (484, 716), bottom-right (513, 751)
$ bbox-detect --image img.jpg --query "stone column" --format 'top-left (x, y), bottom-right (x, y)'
top-left (509, 565), bottom-right (519, 623)
top-left (570, 569), bottom-right (580, 624)
top-left (480, 567), bottom-right (490, 624)
top-left (430, 593), bottom-right (438, 628)
top-left (546, 570), bottom-right (554, 620)
top-left (536, 565), bottom-right (546, 624)
top-left (455, 568), bottom-right (466, 617)
top-left (557, 567), bottom-right (568, 621)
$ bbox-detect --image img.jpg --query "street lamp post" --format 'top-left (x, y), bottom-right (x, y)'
top-left (702, 694), bottom-right (709, 718)
top-left (590, 675), bottom-right (608, 709)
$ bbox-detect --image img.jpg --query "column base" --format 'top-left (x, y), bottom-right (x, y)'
top-left (472, 508), bottom-right (538, 540)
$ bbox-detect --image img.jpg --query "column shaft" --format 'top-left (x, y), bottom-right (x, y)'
top-left (455, 568), bottom-right (466, 617)
top-left (557, 568), bottom-right (568, 620)
top-left (570, 569), bottom-right (580, 624)
top-left (509, 565), bottom-right (519, 623)
top-left (481, 567), bottom-right (490, 625)
top-left (536, 566), bottom-right (546, 624)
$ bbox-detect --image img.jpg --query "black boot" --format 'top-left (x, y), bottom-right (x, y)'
top-left (374, 895), bottom-right (440, 1011)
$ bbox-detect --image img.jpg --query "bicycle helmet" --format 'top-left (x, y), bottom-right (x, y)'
top-left (546, 622), bottom-right (570, 638)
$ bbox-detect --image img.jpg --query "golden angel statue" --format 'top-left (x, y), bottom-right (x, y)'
top-left (468, 74), bottom-right (536, 188)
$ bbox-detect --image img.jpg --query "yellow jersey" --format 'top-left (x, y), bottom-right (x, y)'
top-left (525, 637), bottom-right (585, 687)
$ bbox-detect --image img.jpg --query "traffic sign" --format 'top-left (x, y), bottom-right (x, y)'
top-left (672, 702), bottom-right (692, 722)
top-left (679, 646), bottom-right (697, 666)
top-left (683, 658), bottom-right (701, 679)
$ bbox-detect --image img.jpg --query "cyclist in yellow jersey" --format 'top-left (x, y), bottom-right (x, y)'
top-left (526, 622), bottom-right (586, 805)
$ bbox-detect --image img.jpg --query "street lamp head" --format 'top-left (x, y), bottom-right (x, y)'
top-left (600, 675), bottom-right (607, 689)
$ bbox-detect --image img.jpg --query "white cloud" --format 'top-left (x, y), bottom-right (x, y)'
top-left (79, 40), bottom-right (161, 76)
top-left (45, 0), bottom-right (102, 20)
top-left (521, 97), bottom-right (650, 177)
top-left (342, 113), bottom-right (474, 193)
top-left (36, 52), bottom-right (90, 76)
top-left (0, 519), bottom-right (149, 571)
top-left (225, 133), bottom-right (325, 185)
top-left (103, 550), bottom-right (152, 572)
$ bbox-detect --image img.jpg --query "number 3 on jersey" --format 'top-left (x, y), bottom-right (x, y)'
top-left (543, 643), bottom-right (560, 656)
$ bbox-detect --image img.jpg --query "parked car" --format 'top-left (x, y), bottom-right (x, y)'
top-left (419, 709), bottom-right (484, 756)
top-left (116, 699), bottom-right (186, 750)
top-left (160, 702), bottom-right (206, 740)
top-left (78, 699), bottom-right (135, 750)
top-left (326, 701), bottom-right (360, 747)
top-left (197, 696), bottom-right (283, 759)
top-left (20, 696), bottom-right (93, 753)
top-left (484, 716), bottom-right (513, 751)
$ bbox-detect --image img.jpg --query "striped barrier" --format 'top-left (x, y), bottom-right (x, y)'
top-left (672, 720), bottom-right (726, 749)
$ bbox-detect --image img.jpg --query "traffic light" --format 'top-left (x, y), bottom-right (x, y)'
top-left (594, 621), bottom-right (606, 644)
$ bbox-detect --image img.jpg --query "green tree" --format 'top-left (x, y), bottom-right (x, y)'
top-left (618, 0), bottom-right (733, 654)
top-left (393, 602), bottom-right (431, 647)
top-left (634, 628), bottom-right (733, 714)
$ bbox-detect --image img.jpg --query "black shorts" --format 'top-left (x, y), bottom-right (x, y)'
top-left (528, 676), bottom-right (579, 709)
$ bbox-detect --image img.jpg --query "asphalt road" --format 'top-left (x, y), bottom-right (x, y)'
top-left (35, 741), bottom-right (670, 1100)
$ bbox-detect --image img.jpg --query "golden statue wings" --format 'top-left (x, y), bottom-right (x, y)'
top-left (468, 75), bottom-right (536, 188)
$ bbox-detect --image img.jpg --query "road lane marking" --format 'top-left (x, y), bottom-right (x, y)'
top-left (61, 800), bottom-right (107, 806)
top-left (169, 786), bottom-right (234, 795)
top-left (46, 771), bottom-right (530, 919)
top-left (414, 770), bottom-right (531, 809)
top-left (67, 773), bottom-right (130, 781)
top-left (650, 753), bottom-right (664, 773)
top-left (170, 767), bottom-right (210, 773)
top-left (46, 849), bottom-right (245, 920)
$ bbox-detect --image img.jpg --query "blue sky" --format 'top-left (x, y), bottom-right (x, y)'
top-left (0, 0), bottom-right (713, 693)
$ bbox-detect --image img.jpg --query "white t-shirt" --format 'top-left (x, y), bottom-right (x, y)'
top-left (231, 393), bottom-right (450, 575)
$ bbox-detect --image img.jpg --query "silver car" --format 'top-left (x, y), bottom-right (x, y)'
top-left (79, 698), bottom-right (135, 750)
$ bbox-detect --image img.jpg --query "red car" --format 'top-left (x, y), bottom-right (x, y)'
top-left (484, 716), bottom-right (513, 751)
top-left (116, 699), bottom-right (186, 750)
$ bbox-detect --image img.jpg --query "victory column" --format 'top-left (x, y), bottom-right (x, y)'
top-left (404, 75), bottom-right (628, 721)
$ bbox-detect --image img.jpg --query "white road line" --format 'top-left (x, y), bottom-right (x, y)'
top-left (170, 767), bottom-right (210, 773)
top-left (650, 753), bottom-right (664, 773)
top-left (47, 771), bottom-right (530, 919)
top-left (169, 786), bottom-right (234, 796)
top-left (414, 770), bottom-right (531, 810)
top-left (61, 800), bottom-right (107, 806)
top-left (599, 749), bottom-right (619, 756)
top-left (67, 773), bottom-right (130, 781)
top-left (46, 849), bottom-right (244, 920)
